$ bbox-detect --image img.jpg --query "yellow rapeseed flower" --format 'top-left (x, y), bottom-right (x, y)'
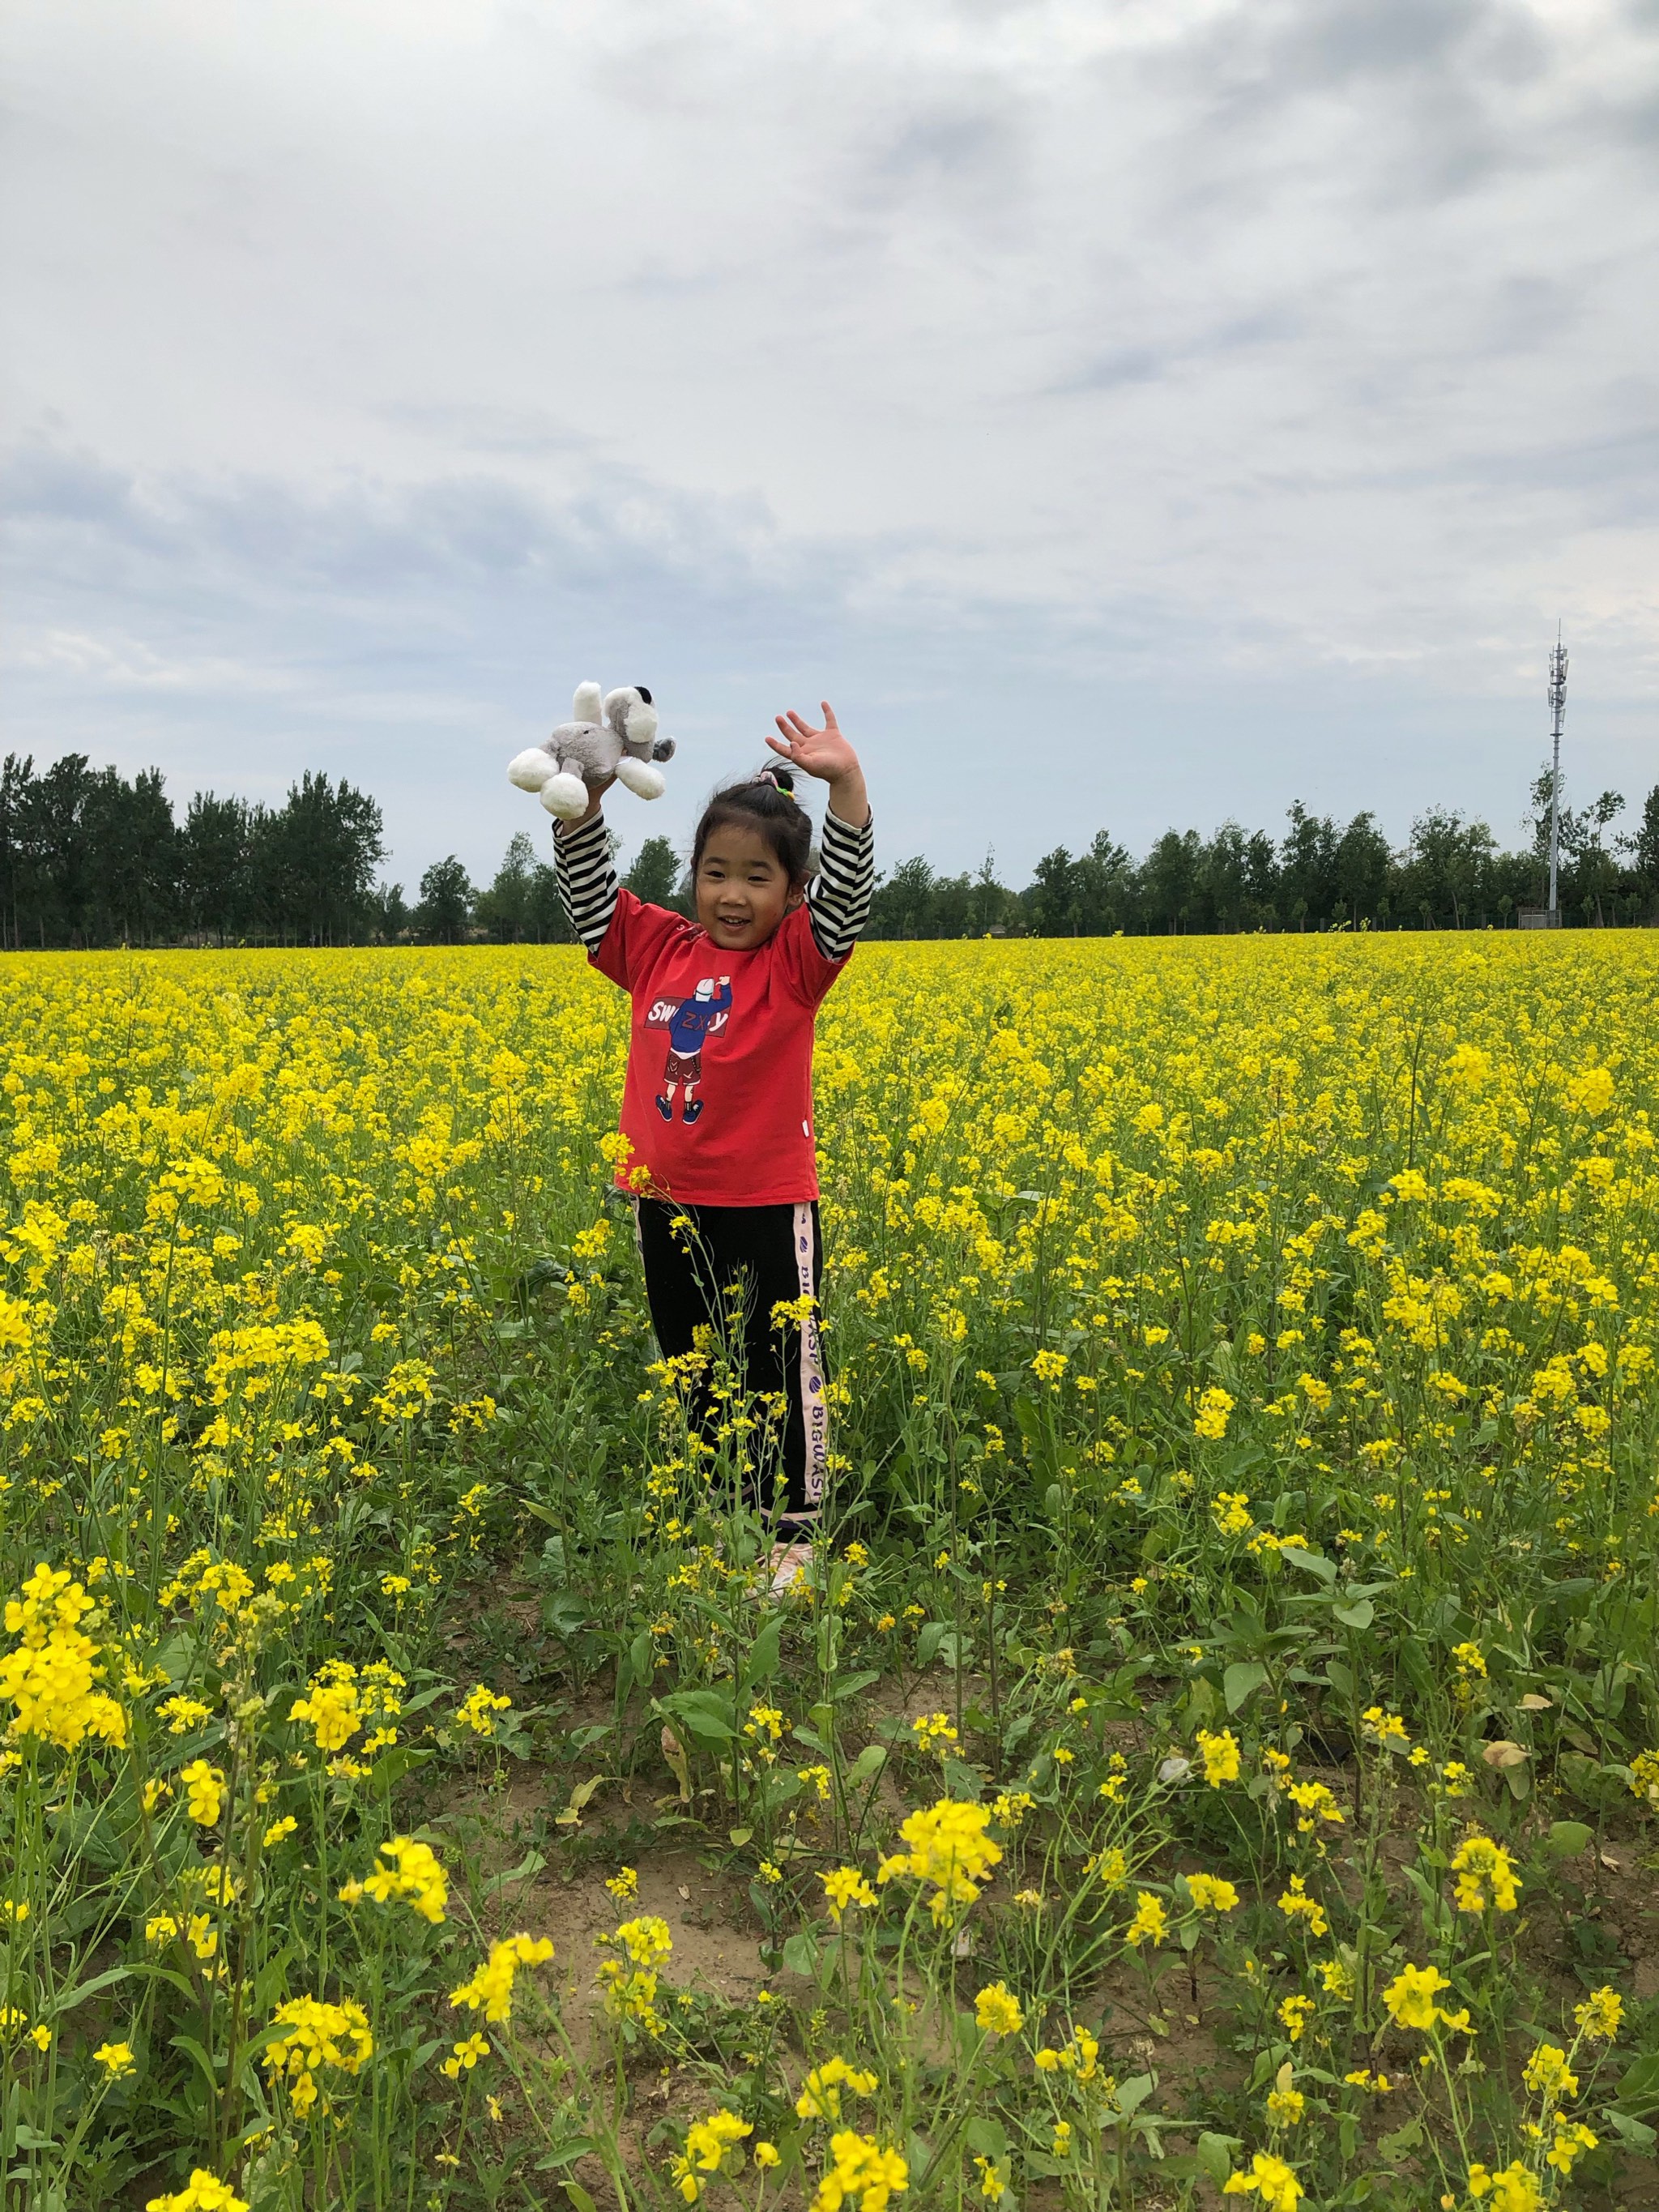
top-left (1451, 1833), bottom-right (1520, 1914)
top-left (1222, 2151), bottom-right (1301, 2208)
top-left (450, 1934), bottom-right (555, 2023)
top-left (1124, 1892), bottom-right (1167, 1948)
top-left (973, 1983), bottom-right (1024, 2035)
top-left (1196, 1728), bottom-right (1242, 1786)
top-left (821, 1867), bottom-right (877, 1922)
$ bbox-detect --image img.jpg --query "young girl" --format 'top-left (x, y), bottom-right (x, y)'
top-left (553, 703), bottom-right (874, 1593)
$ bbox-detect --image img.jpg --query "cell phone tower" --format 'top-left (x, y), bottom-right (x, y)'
top-left (1546, 628), bottom-right (1568, 920)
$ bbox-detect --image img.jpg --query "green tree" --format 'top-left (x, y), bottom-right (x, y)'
top-left (624, 835), bottom-right (685, 910)
top-left (868, 856), bottom-right (938, 939)
top-left (524, 859), bottom-right (570, 942)
top-left (1576, 789), bottom-right (1625, 925)
top-left (967, 851), bottom-right (1017, 936)
top-left (1332, 813), bottom-right (1393, 928)
top-left (1140, 829), bottom-right (1202, 933)
top-left (1073, 831), bottom-right (1136, 933)
top-left (476, 833), bottom-right (538, 942)
top-left (1631, 784), bottom-right (1659, 913)
top-left (414, 856), bottom-right (474, 943)
top-left (0, 754), bottom-right (34, 950)
top-left (1401, 809), bottom-right (1497, 929)
top-left (369, 881), bottom-right (412, 942)
top-left (179, 792), bottom-right (252, 944)
top-left (1197, 823), bottom-right (1254, 931)
top-left (254, 772), bottom-right (386, 945)
top-left (26, 754), bottom-right (99, 946)
top-left (928, 873), bottom-right (975, 937)
top-left (1279, 803), bottom-right (1339, 929)
top-left (84, 767), bottom-right (177, 945)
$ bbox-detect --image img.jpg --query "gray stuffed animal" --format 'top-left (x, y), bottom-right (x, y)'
top-left (506, 682), bottom-right (676, 821)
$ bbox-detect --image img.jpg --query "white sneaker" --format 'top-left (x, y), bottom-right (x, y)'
top-left (766, 1539), bottom-right (814, 1599)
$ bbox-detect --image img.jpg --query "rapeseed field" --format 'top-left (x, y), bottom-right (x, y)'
top-left (1, 936), bottom-right (1656, 2212)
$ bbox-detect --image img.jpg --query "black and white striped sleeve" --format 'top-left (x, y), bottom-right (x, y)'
top-left (553, 811), bottom-right (619, 953)
top-left (806, 807), bottom-right (875, 962)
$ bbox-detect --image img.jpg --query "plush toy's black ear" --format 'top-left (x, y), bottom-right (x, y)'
top-left (634, 685), bottom-right (652, 705)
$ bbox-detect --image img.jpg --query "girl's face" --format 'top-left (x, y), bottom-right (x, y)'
top-left (695, 822), bottom-right (804, 950)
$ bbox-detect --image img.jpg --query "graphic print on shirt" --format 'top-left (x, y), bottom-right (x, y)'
top-left (643, 976), bottom-right (732, 1124)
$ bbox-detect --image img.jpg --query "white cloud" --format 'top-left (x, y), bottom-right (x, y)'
top-left (2, 0), bottom-right (1656, 883)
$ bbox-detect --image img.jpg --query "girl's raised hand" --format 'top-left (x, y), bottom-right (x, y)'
top-left (769, 702), bottom-right (857, 785)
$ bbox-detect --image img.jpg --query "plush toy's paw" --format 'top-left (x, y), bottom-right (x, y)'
top-left (539, 771), bottom-right (591, 819)
top-left (651, 735), bottom-right (676, 763)
top-left (613, 758), bottom-right (666, 801)
top-left (507, 747), bottom-right (556, 792)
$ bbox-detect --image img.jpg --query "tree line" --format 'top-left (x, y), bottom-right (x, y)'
top-left (0, 754), bottom-right (393, 949)
top-left (2, 748), bottom-right (1656, 949)
top-left (859, 772), bottom-right (1659, 938)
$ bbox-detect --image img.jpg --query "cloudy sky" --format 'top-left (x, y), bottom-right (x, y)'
top-left (2, 0), bottom-right (1657, 890)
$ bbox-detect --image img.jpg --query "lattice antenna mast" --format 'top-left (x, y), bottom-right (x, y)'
top-left (1547, 629), bottom-right (1568, 919)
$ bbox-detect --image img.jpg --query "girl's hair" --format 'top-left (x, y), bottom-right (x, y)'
top-left (691, 767), bottom-right (813, 884)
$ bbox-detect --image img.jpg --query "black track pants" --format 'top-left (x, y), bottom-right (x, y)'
top-left (633, 1198), bottom-right (829, 1526)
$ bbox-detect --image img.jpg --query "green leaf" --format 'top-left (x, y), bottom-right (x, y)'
top-left (758, 1767), bottom-right (803, 1813)
top-left (1195, 2133), bottom-right (1238, 2185)
top-left (1378, 2116), bottom-right (1424, 2161)
top-left (744, 1616), bottom-right (783, 1688)
top-left (542, 1591), bottom-right (590, 1641)
top-left (135, 1963), bottom-right (198, 2004)
top-left (1615, 2050), bottom-right (1659, 2117)
top-left (831, 1668), bottom-right (882, 1702)
top-left (369, 1744), bottom-right (435, 1792)
top-left (1543, 1820), bottom-right (1594, 1860)
top-left (659, 1689), bottom-right (737, 1746)
top-left (728, 1826), bottom-right (753, 1847)
top-left (1011, 1394), bottom-right (1044, 1441)
top-left (1224, 1661), bottom-right (1269, 1714)
top-left (1605, 2109), bottom-right (1657, 2152)
top-left (1114, 2073), bottom-right (1155, 2116)
top-left (486, 1847), bottom-right (548, 1891)
top-left (781, 1930), bottom-right (821, 1977)
top-left (1183, 1676), bottom-right (1220, 1727)
top-left (846, 1744), bottom-right (887, 1789)
top-left (47, 1966), bottom-right (130, 2017)
top-left (562, 2182), bottom-right (599, 2212)
top-left (1279, 1546), bottom-right (1337, 1582)
top-left (169, 2035), bottom-right (220, 2097)
top-left (532, 2143), bottom-right (598, 2173)
top-left (916, 1621), bottom-right (946, 1668)
top-left (1333, 1599), bottom-right (1375, 1630)
top-left (1558, 1750), bottom-right (1627, 1810)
